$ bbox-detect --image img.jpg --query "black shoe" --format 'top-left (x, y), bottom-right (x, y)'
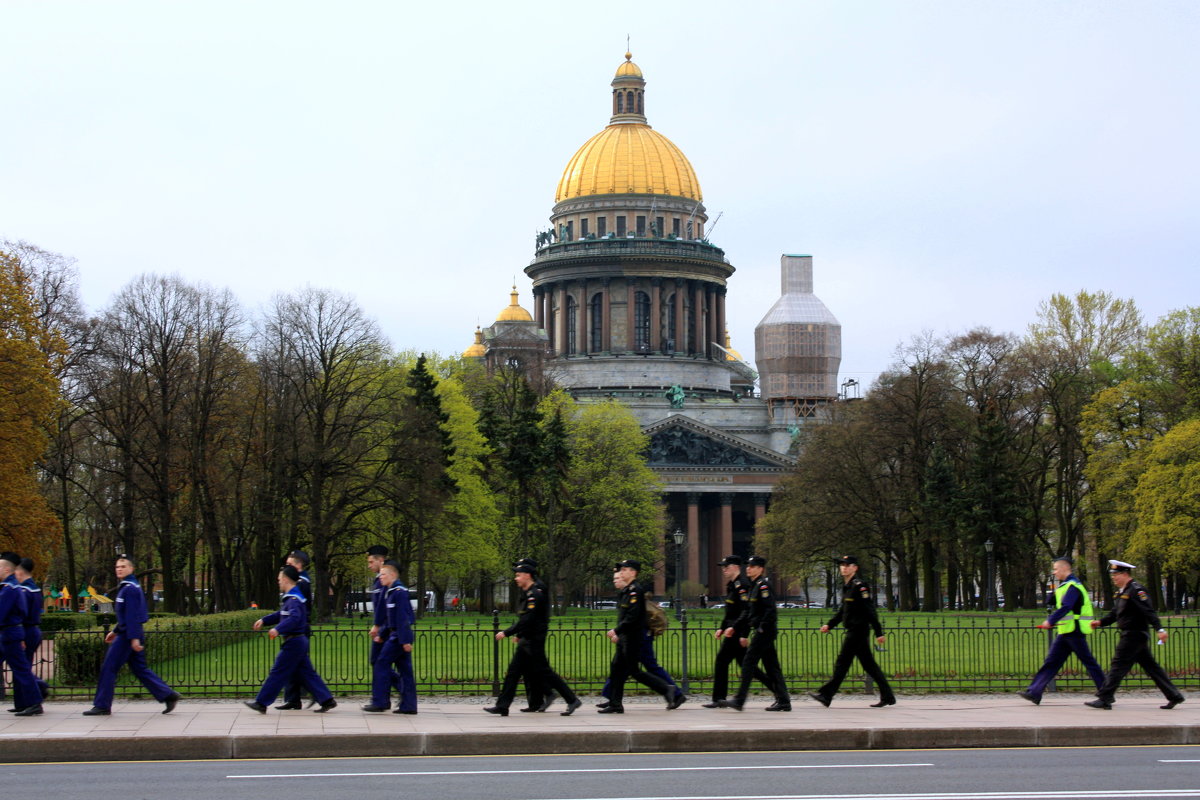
top-left (809, 692), bottom-right (831, 708)
top-left (870, 698), bottom-right (896, 708)
top-left (7, 707), bottom-right (23, 713)
top-left (765, 702), bottom-right (792, 712)
top-left (560, 699), bottom-right (583, 716)
top-left (14, 704), bottom-right (43, 716)
top-left (82, 707), bottom-right (111, 716)
top-left (717, 699), bottom-right (744, 711)
top-left (1017, 690), bottom-right (1041, 706)
top-left (313, 699), bottom-right (337, 713)
top-left (1085, 699), bottom-right (1112, 709)
top-left (701, 701), bottom-right (722, 709)
top-left (273, 701), bottom-right (302, 710)
top-left (518, 706), bottom-right (539, 712)
top-left (243, 701), bottom-right (267, 714)
top-left (483, 706), bottom-right (509, 717)
top-left (162, 692), bottom-right (181, 714)
top-left (361, 704), bottom-right (389, 712)
top-left (666, 693), bottom-right (687, 710)
top-left (1162, 697), bottom-right (1185, 710)
top-left (597, 705), bottom-right (624, 714)
top-left (596, 700), bottom-right (611, 709)
top-left (393, 708), bottom-right (418, 715)
top-left (538, 694), bottom-right (557, 712)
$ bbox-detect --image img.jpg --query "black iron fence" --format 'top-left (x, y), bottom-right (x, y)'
top-left (11, 613), bottom-right (1200, 700)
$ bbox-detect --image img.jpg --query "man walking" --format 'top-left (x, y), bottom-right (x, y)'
top-left (277, 550), bottom-right (313, 709)
top-left (1018, 555), bottom-right (1105, 704)
top-left (82, 555), bottom-right (181, 717)
top-left (366, 545), bottom-right (401, 696)
top-left (703, 555), bottom-right (770, 708)
top-left (721, 555), bottom-right (791, 711)
top-left (485, 562), bottom-right (581, 717)
top-left (1085, 560), bottom-right (1185, 710)
top-left (244, 564), bottom-right (337, 713)
top-left (0, 553), bottom-right (43, 716)
top-left (14, 558), bottom-right (50, 709)
top-left (599, 560), bottom-right (683, 714)
top-left (811, 555), bottom-right (895, 708)
top-left (362, 560), bottom-right (417, 713)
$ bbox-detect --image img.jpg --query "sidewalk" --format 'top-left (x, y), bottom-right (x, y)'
top-left (0, 693), bottom-right (1194, 763)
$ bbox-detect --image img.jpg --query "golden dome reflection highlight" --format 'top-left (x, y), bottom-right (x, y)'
top-left (496, 285), bottom-right (533, 322)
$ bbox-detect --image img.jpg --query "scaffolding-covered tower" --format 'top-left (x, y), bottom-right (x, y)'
top-left (754, 254), bottom-right (841, 450)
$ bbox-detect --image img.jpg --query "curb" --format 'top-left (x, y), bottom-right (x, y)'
top-left (4, 724), bottom-right (1198, 764)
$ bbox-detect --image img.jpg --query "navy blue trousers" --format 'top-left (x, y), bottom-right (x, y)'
top-left (601, 631), bottom-right (680, 699)
top-left (92, 634), bottom-right (174, 710)
top-left (255, 636), bottom-right (332, 706)
top-left (1026, 630), bottom-right (1106, 696)
top-left (370, 638), bottom-right (401, 692)
top-left (2, 635), bottom-right (39, 709)
top-left (370, 639), bottom-right (417, 711)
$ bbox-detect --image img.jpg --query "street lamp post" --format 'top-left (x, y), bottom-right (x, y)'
top-left (985, 538), bottom-right (995, 612)
top-left (672, 527), bottom-right (689, 693)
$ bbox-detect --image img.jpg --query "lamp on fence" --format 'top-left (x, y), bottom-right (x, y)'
top-left (672, 527), bottom-right (689, 693)
top-left (985, 538), bottom-right (996, 612)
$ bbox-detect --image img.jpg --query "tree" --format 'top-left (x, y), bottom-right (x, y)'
top-left (0, 250), bottom-right (64, 563)
top-left (1129, 419), bottom-right (1200, 581)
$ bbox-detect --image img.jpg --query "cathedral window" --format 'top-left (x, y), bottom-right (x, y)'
top-left (590, 293), bottom-right (603, 351)
top-left (616, 216), bottom-right (626, 237)
top-left (565, 221), bottom-right (573, 241)
top-left (580, 218), bottom-right (589, 237)
top-left (637, 92), bottom-right (643, 114)
top-left (636, 215), bottom-right (646, 237)
top-left (672, 218), bottom-right (681, 237)
top-left (597, 216), bottom-right (607, 236)
top-left (634, 291), bottom-right (651, 352)
top-left (616, 93), bottom-right (624, 113)
top-left (566, 296), bottom-right (578, 355)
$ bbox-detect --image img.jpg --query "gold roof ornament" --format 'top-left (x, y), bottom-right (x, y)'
top-left (496, 285), bottom-right (533, 322)
top-left (615, 51), bottom-right (643, 78)
top-left (724, 328), bottom-right (743, 362)
top-left (462, 326), bottom-right (486, 358)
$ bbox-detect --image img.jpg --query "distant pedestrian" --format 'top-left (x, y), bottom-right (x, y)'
top-left (703, 554), bottom-right (771, 709)
top-left (598, 560), bottom-right (683, 714)
top-left (485, 563), bottom-right (581, 717)
top-left (82, 555), bottom-right (180, 717)
top-left (244, 564), bottom-right (336, 714)
top-left (720, 555), bottom-right (790, 711)
top-left (1085, 560), bottom-right (1185, 710)
top-left (362, 560), bottom-right (417, 713)
top-left (811, 555), bottom-right (894, 709)
top-left (1018, 556), bottom-right (1105, 705)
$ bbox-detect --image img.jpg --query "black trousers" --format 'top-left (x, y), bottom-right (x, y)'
top-left (734, 628), bottom-right (789, 703)
top-left (607, 635), bottom-right (672, 706)
top-left (497, 637), bottom-right (577, 709)
top-left (818, 627), bottom-right (894, 701)
top-left (711, 634), bottom-right (770, 701)
top-left (1097, 630), bottom-right (1183, 703)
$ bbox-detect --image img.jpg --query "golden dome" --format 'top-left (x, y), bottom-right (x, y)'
top-left (555, 124), bottom-right (702, 202)
top-left (463, 327), bottom-right (485, 358)
top-left (496, 285), bottom-right (533, 322)
top-left (724, 328), bottom-right (743, 362)
top-left (615, 51), bottom-right (642, 78)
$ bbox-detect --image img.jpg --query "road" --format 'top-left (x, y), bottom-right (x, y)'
top-left (3, 746), bottom-right (1199, 799)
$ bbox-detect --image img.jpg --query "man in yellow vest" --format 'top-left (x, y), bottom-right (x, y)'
top-left (1018, 556), bottom-right (1106, 704)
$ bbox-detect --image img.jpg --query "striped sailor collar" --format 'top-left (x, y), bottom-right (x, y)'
top-left (283, 586), bottom-right (307, 601)
top-left (119, 578), bottom-right (140, 587)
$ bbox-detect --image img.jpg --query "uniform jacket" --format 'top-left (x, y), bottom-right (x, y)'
top-left (114, 577), bottom-right (151, 641)
top-left (613, 580), bottom-right (650, 638)
top-left (259, 586), bottom-right (308, 637)
top-left (505, 584), bottom-right (550, 640)
top-left (826, 576), bottom-right (884, 637)
top-left (0, 575), bottom-right (24, 640)
top-left (1045, 575), bottom-right (1086, 627)
top-left (747, 574), bottom-right (778, 633)
top-left (1098, 579), bottom-right (1163, 633)
top-left (379, 583), bottom-right (415, 645)
top-left (720, 574), bottom-right (754, 637)
top-left (371, 575), bottom-right (387, 628)
top-left (21, 578), bottom-right (43, 630)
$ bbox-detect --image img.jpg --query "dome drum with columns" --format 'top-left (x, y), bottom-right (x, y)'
top-left (463, 52), bottom-right (845, 600)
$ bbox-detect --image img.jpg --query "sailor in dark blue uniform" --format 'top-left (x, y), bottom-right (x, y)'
top-left (1, 552), bottom-right (43, 716)
top-left (278, 549), bottom-right (313, 709)
top-left (13, 558), bottom-right (50, 709)
top-left (366, 545), bottom-right (402, 696)
top-left (244, 564), bottom-right (337, 713)
top-left (82, 555), bottom-right (180, 716)
top-left (721, 555), bottom-right (791, 711)
top-left (362, 560), bottom-right (417, 713)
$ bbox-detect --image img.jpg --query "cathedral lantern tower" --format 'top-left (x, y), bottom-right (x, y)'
top-left (525, 52), bottom-right (739, 396)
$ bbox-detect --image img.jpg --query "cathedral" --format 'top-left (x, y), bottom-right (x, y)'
top-left (466, 52), bottom-right (842, 597)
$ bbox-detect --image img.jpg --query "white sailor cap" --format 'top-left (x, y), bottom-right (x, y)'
top-left (1107, 559), bottom-right (1137, 572)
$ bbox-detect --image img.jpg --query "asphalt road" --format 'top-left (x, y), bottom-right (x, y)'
top-left (3, 746), bottom-right (1199, 800)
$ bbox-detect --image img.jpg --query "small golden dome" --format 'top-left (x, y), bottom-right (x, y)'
top-left (463, 327), bottom-right (485, 358)
top-left (555, 123), bottom-right (702, 202)
top-left (724, 328), bottom-right (743, 362)
top-left (615, 52), bottom-right (642, 78)
top-left (496, 285), bottom-right (533, 322)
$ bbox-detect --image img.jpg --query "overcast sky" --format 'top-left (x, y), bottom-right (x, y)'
top-left (3, 1), bottom-right (1197, 388)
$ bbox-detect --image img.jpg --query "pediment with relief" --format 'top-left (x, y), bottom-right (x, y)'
top-left (642, 415), bottom-right (793, 469)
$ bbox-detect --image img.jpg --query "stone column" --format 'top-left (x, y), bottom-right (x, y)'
top-left (716, 493), bottom-right (734, 588)
top-left (601, 278), bottom-right (612, 353)
top-left (544, 281), bottom-right (555, 351)
top-left (577, 280), bottom-right (589, 355)
top-left (650, 278), bottom-right (662, 353)
top-left (674, 279), bottom-right (686, 354)
top-left (716, 286), bottom-right (727, 356)
top-left (753, 493), bottom-right (768, 528)
top-left (706, 285), bottom-right (718, 360)
top-left (554, 283), bottom-right (567, 356)
top-left (626, 278), bottom-right (637, 352)
top-left (533, 286), bottom-right (544, 330)
top-left (692, 281), bottom-right (704, 358)
top-left (686, 493), bottom-right (701, 591)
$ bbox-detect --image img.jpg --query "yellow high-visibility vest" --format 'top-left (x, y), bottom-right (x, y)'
top-left (1054, 578), bottom-right (1095, 635)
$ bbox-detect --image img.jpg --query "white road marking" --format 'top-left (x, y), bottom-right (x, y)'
top-left (226, 762), bottom-right (933, 779)
top-left (532, 792), bottom-right (1200, 800)
top-left (1160, 760), bottom-right (1200, 763)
